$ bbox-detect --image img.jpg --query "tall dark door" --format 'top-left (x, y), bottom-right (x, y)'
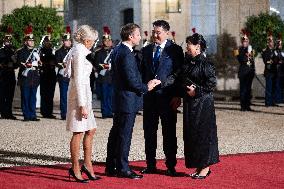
top-left (123, 8), bottom-right (133, 25)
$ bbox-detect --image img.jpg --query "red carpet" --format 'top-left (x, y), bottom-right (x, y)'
top-left (0, 151), bottom-right (283, 189)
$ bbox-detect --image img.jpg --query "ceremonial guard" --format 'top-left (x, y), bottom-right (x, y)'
top-left (235, 29), bottom-right (255, 111)
top-left (0, 26), bottom-right (17, 119)
top-left (55, 26), bottom-right (72, 120)
top-left (16, 25), bottom-right (40, 121)
top-left (273, 34), bottom-right (284, 103)
top-left (262, 32), bottom-right (277, 106)
top-left (39, 26), bottom-right (57, 118)
top-left (92, 26), bottom-right (113, 118)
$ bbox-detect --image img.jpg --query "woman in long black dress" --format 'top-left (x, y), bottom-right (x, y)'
top-left (179, 33), bottom-right (219, 179)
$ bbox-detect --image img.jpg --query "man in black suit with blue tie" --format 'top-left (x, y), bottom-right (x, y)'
top-left (140, 20), bottom-right (184, 176)
top-left (105, 23), bottom-right (160, 179)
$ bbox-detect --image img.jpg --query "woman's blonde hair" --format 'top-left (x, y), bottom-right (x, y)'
top-left (73, 25), bottom-right (98, 43)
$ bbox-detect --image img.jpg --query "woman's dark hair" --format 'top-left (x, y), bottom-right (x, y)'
top-left (186, 33), bottom-right (207, 52)
top-left (120, 23), bottom-right (140, 41)
top-left (152, 20), bottom-right (170, 31)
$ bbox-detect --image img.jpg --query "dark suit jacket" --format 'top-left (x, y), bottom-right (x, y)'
top-left (141, 40), bottom-right (184, 103)
top-left (111, 43), bottom-right (147, 113)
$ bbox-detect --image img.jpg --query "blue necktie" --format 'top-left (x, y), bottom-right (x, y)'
top-left (153, 46), bottom-right (161, 71)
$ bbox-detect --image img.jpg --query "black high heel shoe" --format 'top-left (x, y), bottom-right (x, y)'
top-left (191, 169), bottom-right (211, 179)
top-left (81, 165), bottom-right (101, 180)
top-left (68, 168), bottom-right (89, 183)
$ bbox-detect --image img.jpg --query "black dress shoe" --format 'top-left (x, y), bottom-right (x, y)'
top-left (3, 115), bottom-right (17, 120)
top-left (165, 168), bottom-right (177, 177)
top-left (30, 118), bottom-right (40, 121)
top-left (68, 168), bottom-right (89, 183)
top-left (117, 170), bottom-right (143, 179)
top-left (43, 115), bottom-right (56, 119)
top-left (191, 169), bottom-right (211, 179)
top-left (105, 168), bottom-right (117, 177)
top-left (140, 167), bottom-right (157, 174)
top-left (23, 118), bottom-right (30, 122)
top-left (246, 107), bottom-right (254, 111)
top-left (9, 115), bottom-right (17, 120)
top-left (81, 165), bottom-right (101, 180)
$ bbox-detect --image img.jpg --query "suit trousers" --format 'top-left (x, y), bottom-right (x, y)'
top-left (58, 78), bottom-right (69, 119)
top-left (21, 85), bottom-right (38, 119)
top-left (239, 71), bottom-right (254, 109)
top-left (106, 112), bottom-right (136, 173)
top-left (275, 75), bottom-right (284, 103)
top-left (40, 74), bottom-right (56, 117)
top-left (265, 73), bottom-right (277, 106)
top-left (0, 71), bottom-right (16, 116)
top-left (143, 97), bottom-right (177, 169)
top-left (100, 83), bottom-right (113, 117)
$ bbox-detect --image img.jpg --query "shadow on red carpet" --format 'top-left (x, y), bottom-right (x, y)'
top-left (0, 151), bottom-right (283, 189)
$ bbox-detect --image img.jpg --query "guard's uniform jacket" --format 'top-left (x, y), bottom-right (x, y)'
top-left (17, 45), bottom-right (40, 87)
top-left (16, 45), bottom-right (40, 120)
top-left (262, 47), bottom-right (277, 76)
top-left (0, 45), bottom-right (17, 118)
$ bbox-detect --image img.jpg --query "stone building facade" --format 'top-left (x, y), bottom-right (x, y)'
top-left (0, 0), bottom-right (280, 95)
top-left (0, 0), bottom-right (65, 19)
top-left (65, 0), bottom-right (141, 41)
top-left (64, 0), bottom-right (270, 54)
top-left (0, 0), bottom-right (271, 50)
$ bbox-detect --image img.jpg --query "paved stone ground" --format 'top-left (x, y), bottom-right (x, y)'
top-left (0, 100), bottom-right (283, 168)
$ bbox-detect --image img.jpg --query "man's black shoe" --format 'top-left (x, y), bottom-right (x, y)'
top-left (140, 167), bottom-right (157, 174)
top-left (165, 168), bottom-right (178, 177)
top-left (30, 118), bottom-right (40, 121)
top-left (43, 115), bottom-right (56, 119)
top-left (7, 115), bottom-right (17, 120)
top-left (105, 168), bottom-right (117, 177)
top-left (246, 107), bottom-right (254, 111)
top-left (2, 115), bottom-right (17, 120)
top-left (23, 118), bottom-right (30, 122)
top-left (117, 170), bottom-right (143, 179)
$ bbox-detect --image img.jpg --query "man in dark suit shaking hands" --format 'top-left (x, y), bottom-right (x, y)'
top-left (105, 23), bottom-right (160, 179)
top-left (140, 20), bottom-right (184, 176)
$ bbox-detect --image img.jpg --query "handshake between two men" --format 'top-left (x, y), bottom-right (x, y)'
top-left (147, 79), bottom-right (161, 91)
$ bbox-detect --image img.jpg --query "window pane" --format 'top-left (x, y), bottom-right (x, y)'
top-left (52, 0), bottom-right (65, 11)
top-left (191, 0), bottom-right (217, 54)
